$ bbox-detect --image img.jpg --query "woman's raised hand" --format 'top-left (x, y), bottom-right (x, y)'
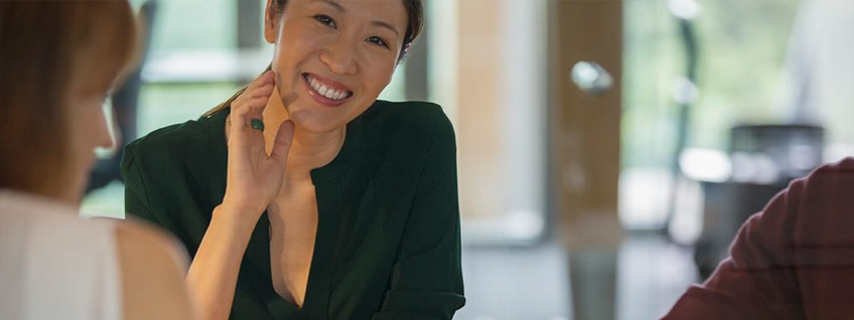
top-left (221, 70), bottom-right (295, 218)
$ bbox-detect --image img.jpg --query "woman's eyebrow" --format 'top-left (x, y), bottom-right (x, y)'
top-left (310, 0), bottom-right (400, 36)
top-left (372, 21), bottom-right (400, 37)
top-left (313, 0), bottom-right (345, 12)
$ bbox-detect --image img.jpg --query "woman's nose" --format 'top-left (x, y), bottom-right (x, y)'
top-left (319, 41), bottom-right (359, 75)
top-left (95, 103), bottom-right (118, 150)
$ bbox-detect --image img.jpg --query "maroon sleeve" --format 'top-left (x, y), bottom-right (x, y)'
top-left (663, 158), bottom-right (854, 320)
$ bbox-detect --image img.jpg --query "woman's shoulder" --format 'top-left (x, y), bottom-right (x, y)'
top-left (788, 157), bottom-right (854, 202)
top-left (125, 114), bottom-right (221, 155)
top-left (115, 220), bottom-right (189, 269)
top-left (364, 100), bottom-right (455, 143)
top-left (114, 221), bottom-right (195, 320)
top-left (0, 191), bottom-right (139, 318)
top-left (759, 158), bottom-right (854, 241)
top-left (0, 189), bottom-right (83, 223)
top-left (351, 101), bottom-right (456, 182)
top-left (122, 112), bottom-right (225, 173)
top-left (368, 100), bottom-right (449, 124)
top-left (801, 157), bottom-right (854, 184)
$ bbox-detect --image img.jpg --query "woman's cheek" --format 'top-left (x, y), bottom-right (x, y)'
top-left (281, 21), bottom-right (327, 54)
top-left (79, 96), bottom-right (112, 153)
top-left (367, 62), bottom-right (396, 96)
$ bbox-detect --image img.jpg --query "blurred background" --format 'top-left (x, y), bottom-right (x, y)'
top-left (80, 0), bottom-right (854, 319)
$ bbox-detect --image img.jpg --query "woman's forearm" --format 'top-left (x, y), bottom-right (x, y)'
top-left (186, 204), bottom-right (259, 320)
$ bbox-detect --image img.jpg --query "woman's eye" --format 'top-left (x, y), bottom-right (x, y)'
top-left (367, 36), bottom-right (389, 49)
top-left (314, 15), bottom-right (337, 28)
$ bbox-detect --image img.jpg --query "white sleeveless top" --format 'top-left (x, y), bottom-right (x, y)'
top-left (0, 189), bottom-right (122, 320)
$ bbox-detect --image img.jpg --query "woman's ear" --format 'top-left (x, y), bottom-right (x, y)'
top-left (263, 0), bottom-right (279, 44)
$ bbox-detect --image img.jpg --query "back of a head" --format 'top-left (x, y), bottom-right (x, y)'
top-left (0, 0), bottom-right (138, 200)
top-left (0, 6), bottom-right (195, 320)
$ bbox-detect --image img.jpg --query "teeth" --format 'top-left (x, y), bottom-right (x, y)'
top-left (333, 90), bottom-right (347, 99)
top-left (307, 75), bottom-right (349, 101)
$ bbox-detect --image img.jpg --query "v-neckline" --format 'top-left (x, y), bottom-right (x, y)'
top-left (266, 192), bottom-right (318, 309)
top-left (205, 107), bottom-right (364, 319)
top-left (240, 177), bottom-right (347, 318)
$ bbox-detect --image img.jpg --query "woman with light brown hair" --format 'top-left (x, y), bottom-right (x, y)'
top-left (0, 1), bottom-right (194, 319)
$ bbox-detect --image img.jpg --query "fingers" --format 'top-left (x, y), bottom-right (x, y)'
top-left (230, 99), bottom-right (267, 137)
top-left (228, 71), bottom-right (286, 162)
top-left (249, 83), bottom-right (275, 100)
top-left (230, 71), bottom-right (276, 139)
top-left (243, 97), bottom-right (270, 110)
top-left (270, 120), bottom-right (295, 166)
top-left (228, 99), bottom-right (254, 142)
top-left (233, 71), bottom-right (275, 113)
top-left (249, 70), bottom-right (275, 91)
top-left (248, 72), bottom-right (275, 101)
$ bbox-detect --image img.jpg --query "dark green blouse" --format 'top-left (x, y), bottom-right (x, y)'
top-left (120, 100), bottom-right (465, 320)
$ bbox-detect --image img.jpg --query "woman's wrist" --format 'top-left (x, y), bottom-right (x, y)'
top-left (188, 203), bottom-right (261, 320)
top-left (219, 195), bottom-right (266, 215)
top-left (212, 202), bottom-right (264, 234)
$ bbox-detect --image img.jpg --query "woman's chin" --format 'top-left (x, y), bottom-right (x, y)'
top-left (290, 114), bottom-right (345, 135)
top-left (287, 101), bottom-right (366, 134)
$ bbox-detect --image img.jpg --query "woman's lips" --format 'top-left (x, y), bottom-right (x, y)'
top-left (302, 73), bottom-right (353, 107)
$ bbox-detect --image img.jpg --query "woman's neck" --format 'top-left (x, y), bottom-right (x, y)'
top-left (285, 124), bottom-right (346, 183)
top-left (261, 89), bottom-right (346, 184)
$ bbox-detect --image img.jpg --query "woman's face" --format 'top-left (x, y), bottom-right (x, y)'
top-left (264, 0), bottom-right (408, 133)
top-left (63, 69), bottom-right (114, 202)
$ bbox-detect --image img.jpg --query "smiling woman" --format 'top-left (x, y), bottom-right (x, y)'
top-left (121, 0), bottom-right (464, 320)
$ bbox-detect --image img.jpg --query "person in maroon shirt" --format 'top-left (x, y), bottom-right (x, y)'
top-left (663, 158), bottom-right (854, 320)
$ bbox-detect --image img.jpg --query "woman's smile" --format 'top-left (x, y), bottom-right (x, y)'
top-left (302, 72), bottom-right (354, 107)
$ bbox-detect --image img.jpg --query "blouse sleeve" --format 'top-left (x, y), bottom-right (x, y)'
top-left (371, 109), bottom-right (466, 320)
top-left (662, 173), bottom-right (808, 319)
top-left (121, 146), bottom-right (177, 234)
top-left (663, 160), bottom-right (854, 320)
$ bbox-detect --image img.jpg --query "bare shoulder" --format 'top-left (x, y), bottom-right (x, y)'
top-left (115, 222), bottom-right (196, 320)
top-left (115, 221), bottom-right (188, 267)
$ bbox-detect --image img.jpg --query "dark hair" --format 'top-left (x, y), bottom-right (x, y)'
top-left (0, 1), bottom-right (137, 195)
top-left (203, 0), bottom-right (424, 118)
